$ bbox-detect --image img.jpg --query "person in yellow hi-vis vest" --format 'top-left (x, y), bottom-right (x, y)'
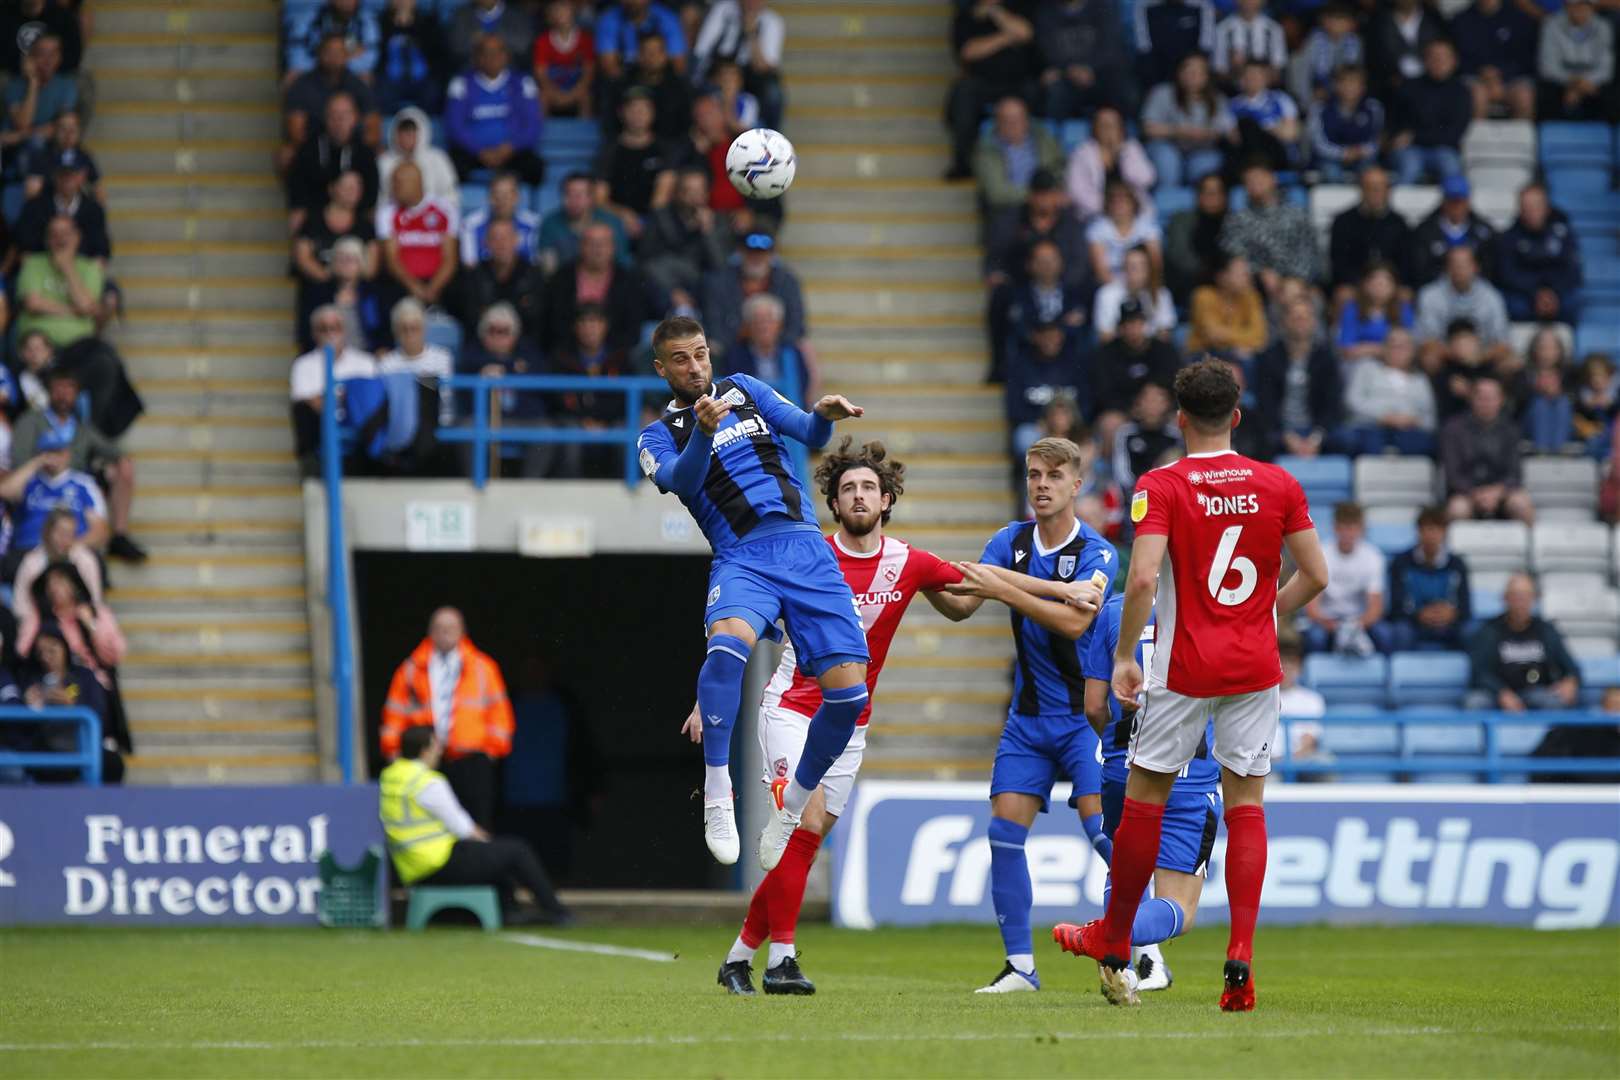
top-left (379, 726), bottom-right (572, 925)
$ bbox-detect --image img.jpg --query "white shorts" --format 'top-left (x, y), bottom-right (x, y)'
top-left (1130, 685), bottom-right (1281, 778)
top-left (757, 703), bottom-right (867, 817)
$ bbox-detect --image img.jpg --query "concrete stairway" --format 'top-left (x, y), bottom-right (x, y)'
top-left (778, 1), bottom-right (1012, 778)
top-left (86, 0), bottom-right (317, 783)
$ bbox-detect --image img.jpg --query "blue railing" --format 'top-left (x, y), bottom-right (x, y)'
top-left (435, 375), bottom-right (670, 489)
top-left (1277, 710), bottom-right (1620, 782)
top-left (321, 346), bottom-right (357, 783)
top-left (0, 706), bottom-right (102, 784)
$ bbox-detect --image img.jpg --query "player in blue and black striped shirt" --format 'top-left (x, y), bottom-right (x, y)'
top-left (637, 316), bottom-right (870, 873)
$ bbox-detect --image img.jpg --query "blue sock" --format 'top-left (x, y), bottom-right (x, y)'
top-left (791, 682), bottom-right (867, 791)
top-left (1132, 897), bottom-right (1185, 946)
top-left (697, 634), bottom-right (751, 768)
top-left (1082, 812), bottom-right (1113, 864)
top-left (987, 817), bottom-right (1033, 960)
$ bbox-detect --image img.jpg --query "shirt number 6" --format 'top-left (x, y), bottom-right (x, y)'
top-left (1207, 524), bottom-right (1258, 607)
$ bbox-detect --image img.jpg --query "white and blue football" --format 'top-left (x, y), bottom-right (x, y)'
top-left (725, 128), bottom-right (796, 200)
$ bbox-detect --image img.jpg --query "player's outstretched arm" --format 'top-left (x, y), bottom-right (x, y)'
top-left (923, 589), bottom-right (981, 621)
top-left (973, 563), bottom-right (1105, 615)
top-left (1113, 533), bottom-right (1166, 704)
top-left (949, 563), bottom-right (1091, 639)
top-left (1277, 527), bottom-right (1331, 617)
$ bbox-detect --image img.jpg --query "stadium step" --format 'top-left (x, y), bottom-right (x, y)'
top-left (85, 34), bottom-right (279, 72)
top-left (783, 38), bottom-right (954, 76)
top-left (785, 73), bottom-right (949, 110)
top-left (782, 214), bottom-right (978, 247)
top-left (93, 69), bottom-right (277, 105)
top-left (93, 3), bottom-right (279, 37)
top-left (788, 113), bottom-right (945, 143)
top-left (102, 176), bottom-right (283, 213)
top-left (109, 550), bottom-right (306, 590)
top-left (819, 351), bottom-right (986, 387)
top-left (805, 280), bottom-right (983, 318)
top-left (92, 139), bottom-right (280, 176)
top-left (92, 104), bottom-right (282, 142)
top-left (779, 5), bottom-right (952, 39)
top-left (119, 276), bottom-right (296, 311)
top-left (112, 208), bottom-right (286, 244)
top-left (795, 143), bottom-right (954, 182)
top-left (832, 383), bottom-right (1000, 422)
top-left (789, 181), bottom-right (973, 215)
top-left (121, 345), bottom-right (294, 380)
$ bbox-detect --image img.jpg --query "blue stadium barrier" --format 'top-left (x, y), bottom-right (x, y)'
top-left (1277, 711), bottom-right (1620, 781)
top-left (0, 706), bottom-right (102, 784)
top-left (438, 374), bottom-right (670, 489)
top-left (319, 347), bottom-right (357, 784)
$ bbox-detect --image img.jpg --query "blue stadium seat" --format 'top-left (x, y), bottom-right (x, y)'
top-left (1582, 232), bottom-right (1620, 257)
top-left (532, 177), bottom-right (563, 218)
top-left (1303, 653), bottom-right (1388, 706)
top-left (1471, 586), bottom-right (1506, 620)
top-left (1059, 119), bottom-right (1091, 154)
top-left (1548, 168), bottom-right (1613, 200)
top-left (460, 183), bottom-right (489, 215)
top-left (1539, 122), bottom-right (1615, 165)
top-left (1388, 652), bottom-right (1471, 707)
top-left (1578, 655), bottom-right (1620, 706)
top-left (1154, 185), bottom-right (1193, 218)
top-left (1496, 720), bottom-right (1550, 755)
top-left (541, 117), bottom-right (602, 151)
top-left (1277, 454), bottom-right (1352, 512)
top-left (426, 314), bottom-right (462, 355)
top-left (1586, 256), bottom-right (1620, 290)
top-left (1, 182), bottom-right (24, 229)
top-left (1366, 522), bottom-right (1416, 556)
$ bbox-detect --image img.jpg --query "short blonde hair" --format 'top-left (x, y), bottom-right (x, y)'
top-left (1026, 436), bottom-right (1084, 473)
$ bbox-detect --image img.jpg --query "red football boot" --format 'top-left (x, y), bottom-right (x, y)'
top-left (1219, 959), bottom-right (1256, 1012)
top-left (1053, 922), bottom-right (1139, 1006)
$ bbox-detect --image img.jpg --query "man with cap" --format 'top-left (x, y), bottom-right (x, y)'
top-left (15, 147), bottom-right (108, 260)
top-left (1411, 175), bottom-right (1496, 287)
top-left (20, 108), bottom-right (95, 201)
top-left (1092, 298), bottom-right (1180, 456)
top-left (11, 366), bottom-right (144, 562)
top-left (698, 227), bottom-right (808, 365)
top-left (0, 425), bottom-right (109, 579)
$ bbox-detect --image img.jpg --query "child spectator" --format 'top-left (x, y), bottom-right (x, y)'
top-left (533, 0), bottom-right (595, 117)
top-left (1387, 505), bottom-right (1473, 652)
top-left (1085, 181), bottom-right (1162, 286)
top-left (1572, 353), bottom-right (1618, 451)
top-left (375, 0), bottom-right (446, 116)
top-left (1294, 3), bottom-right (1363, 105)
top-left (1277, 630), bottom-right (1327, 764)
top-left (1343, 327), bottom-right (1437, 454)
top-left (1337, 262), bottom-right (1413, 365)
top-left (1212, 0), bottom-right (1286, 84)
top-left (1226, 58), bottom-right (1300, 171)
top-left (1303, 501), bottom-right (1390, 655)
top-left (1524, 359), bottom-right (1576, 453)
top-left (1140, 54), bottom-right (1231, 190)
top-left (1308, 64), bottom-right (1382, 182)
top-left (445, 35), bottom-right (545, 185)
top-left (711, 59), bottom-right (759, 131)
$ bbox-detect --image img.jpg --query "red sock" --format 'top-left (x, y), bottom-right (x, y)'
top-left (765, 828), bottom-right (822, 945)
top-left (740, 873), bottom-right (771, 949)
top-left (1224, 804), bottom-right (1267, 964)
top-left (1101, 798), bottom-right (1165, 955)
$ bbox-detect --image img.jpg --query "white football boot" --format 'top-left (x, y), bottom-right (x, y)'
top-left (703, 798), bottom-right (739, 865)
top-left (757, 801), bottom-right (800, 870)
top-left (1134, 943), bottom-right (1173, 991)
top-left (975, 962), bottom-right (1041, 993)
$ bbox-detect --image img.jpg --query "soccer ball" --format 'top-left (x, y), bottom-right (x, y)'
top-left (726, 128), bottom-right (796, 199)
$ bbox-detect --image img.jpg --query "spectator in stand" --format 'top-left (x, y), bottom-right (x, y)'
top-left (20, 108), bottom-right (95, 202)
top-left (286, 92), bottom-right (380, 234)
top-left (1134, 0), bottom-right (1216, 92)
top-left (459, 217), bottom-right (546, 349)
top-left (1390, 37), bottom-right (1471, 185)
top-left (1292, 3), bottom-right (1363, 106)
top-left (984, 169), bottom-right (1089, 295)
top-left (380, 607), bottom-right (516, 829)
top-left (16, 215), bottom-right (102, 350)
top-left (1498, 183), bottom-right (1582, 324)
top-left (1220, 160), bottom-right (1318, 296)
top-left (1387, 505), bottom-right (1472, 652)
top-left (0, 428), bottom-right (109, 574)
top-left (1141, 53), bottom-right (1232, 190)
top-left (1328, 167), bottom-right (1410, 300)
top-left (1338, 261), bottom-right (1414, 364)
top-left (543, 221), bottom-right (654, 354)
top-left (543, 304), bottom-right (633, 478)
top-left (698, 229), bottom-right (806, 365)
top-left (673, 93), bottom-right (755, 228)
top-left (1430, 319), bottom-right (1496, 419)
top-left (16, 150), bottom-right (108, 260)
top-left (289, 307), bottom-right (379, 462)
top-left (286, 0), bottom-right (379, 80)
top-left (14, 330), bottom-right (52, 414)
top-left (378, 299), bottom-right (456, 427)
top-left (377, 107), bottom-right (458, 214)
top-left (1092, 299), bottom-right (1181, 438)
top-left (1342, 327), bottom-right (1437, 454)
top-left (375, 0), bottom-right (447, 116)
top-left (1366, 0), bottom-right (1443, 100)
top-left (283, 33), bottom-right (380, 165)
top-left (459, 172), bottom-right (538, 268)
top-left (1164, 171), bottom-right (1228, 302)
top-left (301, 237), bottom-right (389, 352)
top-left (1037, 0), bottom-right (1133, 120)
top-left (23, 564), bottom-right (126, 711)
top-left (1452, 0), bottom-right (1536, 120)
top-left (944, 0), bottom-right (1036, 181)
top-left (1094, 244), bottom-right (1176, 343)
top-left (1411, 175), bottom-right (1497, 286)
top-left (1065, 106), bottom-right (1155, 223)
top-left (1309, 64), bottom-right (1384, 184)
top-left (24, 621), bottom-right (125, 784)
top-left (1417, 244), bottom-right (1511, 367)
top-left (1277, 629), bottom-right (1327, 765)
top-left (0, 0), bottom-right (81, 76)
top-left (5, 33), bottom-right (73, 151)
top-left (1006, 319), bottom-right (1087, 457)
top-left (1466, 574), bottom-right (1579, 711)
top-left (724, 292), bottom-right (814, 468)
top-left (1442, 376), bottom-right (1534, 523)
top-left (693, 0), bottom-right (785, 129)
top-left (445, 35), bottom-right (545, 186)
top-left (533, 0), bottom-right (595, 118)
top-left (1111, 382), bottom-right (1183, 495)
top-left (1086, 181), bottom-right (1162, 285)
top-left (537, 171), bottom-right (630, 275)
top-left (447, 0), bottom-right (535, 72)
top-left (641, 168), bottom-right (732, 310)
top-left (988, 237), bottom-right (1087, 381)
top-left (602, 30), bottom-right (689, 141)
top-left (293, 171), bottom-right (378, 322)
top-left (1303, 501), bottom-right (1390, 655)
top-left (377, 162), bottom-right (459, 313)
top-left (711, 59), bottom-right (760, 132)
top-left (976, 96), bottom-right (1065, 218)
top-left (11, 508), bottom-right (103, 648)
top-left (1225, 59), bottom-right (1299, 172)
top-left (461, 302), bottom-right (551, 475)
top-left (1187, 250), bottom-right (1267, 359)
top-left (1537, 0), bottom-right (1615, 122)
top-left (1572, 351), bottom-right (1618, 452)
top-left (595, 0), bottom-right (687, 83)
top-left (1253, 296), bottom-right (1343, 458)
top-left (1524, 358), bottom-right (1576, 452)
top-left (1211, 0), bottom-right (1286, 84)
top-left (592, 87), bottom-right (674, 242)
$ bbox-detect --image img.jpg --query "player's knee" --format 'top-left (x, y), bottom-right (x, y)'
top-left (986, 816), bottom-right (1027, 849)
top-left (708, 619), bottom-right (758, 648)
top-left (704, 633), bottom-right (753, 672)
top-left (816, 660), bottom-right (866, 690)
top-left (818, 681), bottom-right (867, 728)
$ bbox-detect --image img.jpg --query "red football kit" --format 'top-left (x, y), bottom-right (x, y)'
top-left (377, 198), bottom-right (458, 282)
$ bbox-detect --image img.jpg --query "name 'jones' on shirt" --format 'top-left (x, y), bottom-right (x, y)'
top-left (1195, 492), bottom-right (1262, 516)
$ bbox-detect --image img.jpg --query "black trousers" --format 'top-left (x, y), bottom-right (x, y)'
top-left (449, 145), bottom-right (545, 186)
top-left (421, 836), bottom-right (564, 913)
top-left (442, 752), bottom-right (498, 831)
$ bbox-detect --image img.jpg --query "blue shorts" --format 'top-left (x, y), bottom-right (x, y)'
top-left (706, 530), bottom-right (869, 678)
top-left (990, 711), bottom-right (1102, 813)
top-left (1101, 780), bottom-right (1222, 876)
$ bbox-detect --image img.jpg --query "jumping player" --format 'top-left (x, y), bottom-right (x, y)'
top-left (1053, 592), bottom-right (1221, 993)
top-left (686, 438), bottom-right (985, 996)
top-left (942, 436), bottom-right (1117, 994)
top-left (1061, 361), bottom-right (1328, 1010)
top-left (637, 316), bottom-right (871, 871)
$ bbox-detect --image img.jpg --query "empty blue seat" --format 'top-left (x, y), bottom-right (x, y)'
top-left (1060, 119), bottom-right (1091, 154)
top-left (1303, 653), bottom-right (1388, 706)
top-left (1578, 655), bottom-right (1620, 706)
top-left (1388, 651), bottom-right (1471, 707)
top-left (1548, 168), bottom-right (1613, 198)
top-left (1540, 122), bottom-right (1615, 164)
top-left (1472, 587), bottom-right (1505, 620)
top-left (460, 183), bottom-right (489, 215)
top-left (1277, 454), bottom-right (1352, 489)
top-left (1155, 185), bottom-right (1193, 218)
top-left (1366, 522), bottom-right (1416, 556)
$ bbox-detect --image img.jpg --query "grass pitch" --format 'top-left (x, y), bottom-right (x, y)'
top-left (1, 923), bottom-right (1616, 1078)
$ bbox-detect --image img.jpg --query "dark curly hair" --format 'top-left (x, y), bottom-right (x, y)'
top-left (815, 437), bottom-right (905, 526)
top-left (1173, 359), bottom-right (1241, 434)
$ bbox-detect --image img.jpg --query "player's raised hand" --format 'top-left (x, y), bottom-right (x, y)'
top-left (681, 703), bottom-right (703, 744)
top-left (1112, 656), bottom-right (1144, 708)
top-left (944, 562), bottom-right (1004, 599)
top-left (813, 394), bottom-right (864, 421)
top-left (1058, 579), bottom-right (1103, 614)
top-left (694, 394), bottom-right (731, 435)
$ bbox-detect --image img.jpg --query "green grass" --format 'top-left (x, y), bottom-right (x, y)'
top-left (1, 923), bottom-right (1617, 1078)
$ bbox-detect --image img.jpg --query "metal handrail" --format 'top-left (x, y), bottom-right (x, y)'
top-left (321, 346), bottom-right (357, 783)
top-left (0, 706), bottom-right (102, 784)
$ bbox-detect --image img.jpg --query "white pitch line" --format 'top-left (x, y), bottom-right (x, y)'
top-left (502, 932), bottom-right (676, 962)
top-left (1, 1023), bottom-right (1613, 1054)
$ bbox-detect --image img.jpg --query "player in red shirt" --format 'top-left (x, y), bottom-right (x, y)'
top-left (1057, 361), bottom-right (1328, 1010)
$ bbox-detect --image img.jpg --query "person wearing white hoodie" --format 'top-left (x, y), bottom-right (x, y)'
top-left (1342, 327), bottom-right (1437, 456)
top-left (378, 106), bottom-right (459, 211)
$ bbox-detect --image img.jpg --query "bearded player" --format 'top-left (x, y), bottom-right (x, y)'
top-left (1059, 361), bottom-right (1328, 1010)
top-left (684, 439), bottom-right (972, 994)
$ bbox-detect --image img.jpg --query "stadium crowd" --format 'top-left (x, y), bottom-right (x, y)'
top-left (276, 0), bottom-right (811, 479)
